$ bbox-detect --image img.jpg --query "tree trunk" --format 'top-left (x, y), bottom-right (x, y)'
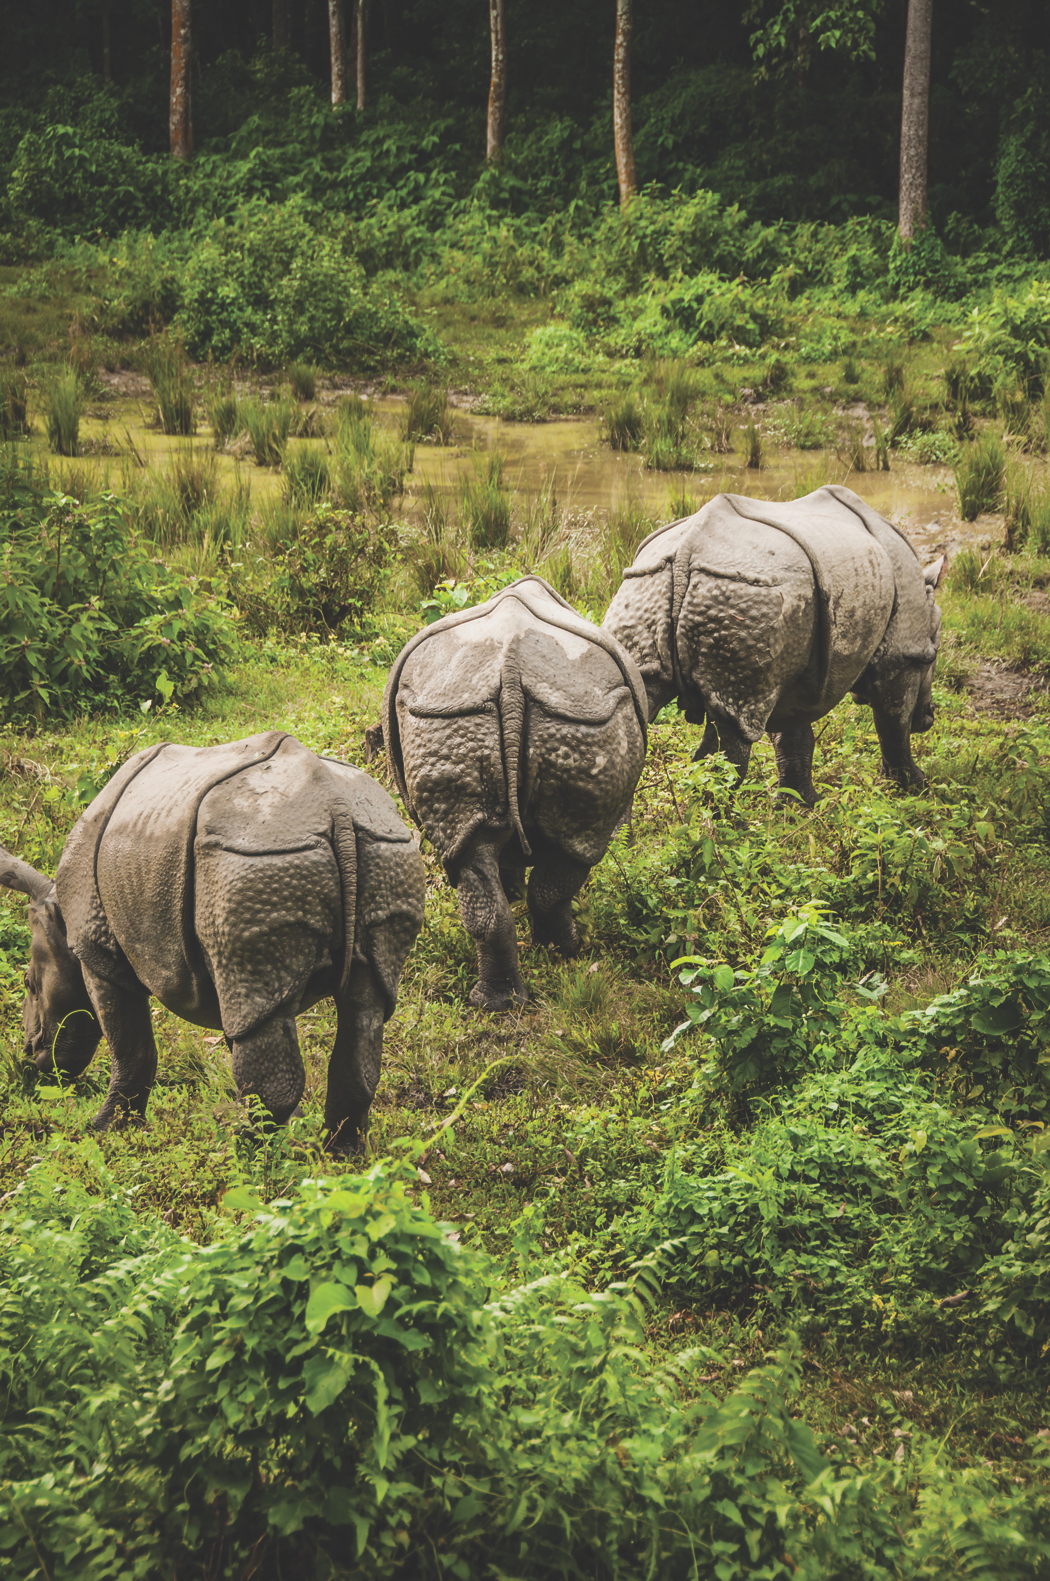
top-left (486, 0), bottom-right (507, 162)
top-left (329, 0), bottom-right (346, 104)
top-left (613, 0), bottom-right (636, 204)
top-left (169, 0), bottom-right (193, 160)
top-left (356, 0), bottom-right (368, 112)
top-left (274, 0), bottom-right (289, 50)
top-left (898, 0), bottom-right (933, 240)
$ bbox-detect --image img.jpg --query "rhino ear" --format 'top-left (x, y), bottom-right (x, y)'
top-left (0, 846), bottom-right (53, 902)
top-left (924, 554), bottom-right (948, 589)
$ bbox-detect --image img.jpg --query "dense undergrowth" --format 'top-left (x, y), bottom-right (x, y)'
top-left (6, 38), bottom-right (1050, 1580)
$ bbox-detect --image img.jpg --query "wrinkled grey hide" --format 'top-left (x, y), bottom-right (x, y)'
top-left (1, 732), bottom-right (424, 1150)
top-left (602, 486), bottom-right (946, 804)
top-left (382, 576), bottom-right (648, 1010)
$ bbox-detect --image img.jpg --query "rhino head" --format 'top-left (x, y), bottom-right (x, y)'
top-left (0, 848), bottom-right (101, 1077)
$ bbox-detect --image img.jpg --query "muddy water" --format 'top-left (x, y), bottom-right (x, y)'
top-left (63, 388), bottom-right (991, 563)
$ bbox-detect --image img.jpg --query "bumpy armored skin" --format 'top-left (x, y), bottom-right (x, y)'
top-left (602, 486), bottom-right (945, 804)
top-left (4, 733), bottom-right (424, 1150)
top-left (382, 576), bottom-right (648, 1010)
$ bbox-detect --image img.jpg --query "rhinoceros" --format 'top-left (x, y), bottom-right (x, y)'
top-left (376, 576), bottom-right (648, 1010)
top-left (1, 732), bottom-right (424, 1150)
top-left (602, 486), bottom-right (946, 805)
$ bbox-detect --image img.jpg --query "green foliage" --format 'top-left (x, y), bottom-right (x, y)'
top-left (146, 334), bottom-right (196, 437)
top-left (603, 392), bottom-right (644, 450)
top-left (282, 444), bottom-right (330, 505)
top-left (960, 279), bottom-right (1050, 397)
top-left (955, 430), bottom-right (1006, 519)
top-left (241, 394), bottom-right (296, 466)
top-left (400, 381), bottom-right (454, 444)
top-left (175, 203), bottom-right (435, 370)
top-left (888, 226), bottom-right (953, 298)
top-left (0, 492), bottom-right (237, 715)
top-left (0, 370), bottom-right (29, 439)
top-left (287, 360), bottom-right (319, 401)
top-left (460, 449), bottom-right (511, 549)
top-left (329, 402), bottom-right (413, 517)
top-left (896, 428), bottom-right (960, 466)
top-left (44, 371), bottom-right (82, 456)
top-left (233, 505), bottom-right (388, 638)
top-left (207, 385), bottom-right (239, 448)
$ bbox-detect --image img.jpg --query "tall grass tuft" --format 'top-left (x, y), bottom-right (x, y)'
top-left (872, 416), bottom-right (890, 471)
top-left (208, 387), bottom-right (240, 449)
top-left (1030, 480), bottom-right (1050, 555)
top-left (955, 431), bottom-right (1005, 521)
top-left (243, 396), bottom-right (296, 467)
top-left (460, 451), bottom-right (510, 549)
top-left (283, 446), bottom-right (330, 506)
top-left (882, 358), bottom-right (906, 398)
top-left (410, 479), bottom-right (468, 595)
top-left (665, 480), bottom-right (702, 520)
top-left (401, 382), bottom-right (454, 444)
top-left (604, 394), bottom-right (644, 451)
top-left (518, 468), bottom-right (561, 567)
top-left (842, 356), bottom-right (861, 386)
top-left (287, 362), bottom-right (319, 402)
top-left (147, 336), bottom-right (196, 436)
top-left (0, 370), bottom-right (29, 439)
top-left (330, 402), bottom-right (413, 516)
top-left (45, 372), bottom-right (83, 456)
top-left (590, 495), bottom-right (657, 603)
top-left (744, 419), bottom-right (762, 470)
top-left (1004, 459), bottom-right (1035, 549)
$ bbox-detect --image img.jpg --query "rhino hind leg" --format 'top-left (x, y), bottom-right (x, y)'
top-left (230, 1013), bottom-right (306, 1125)
top-left (527, 851), bottom-right (590, 958)
top-left (324, 959), bottom-right (385, 1154)
top-left (692, 710), bottom-right (755, 780)
top-left (451, 833), bottom-right (528, 1012)
top-left (769, 723), bottom-right (818, 807)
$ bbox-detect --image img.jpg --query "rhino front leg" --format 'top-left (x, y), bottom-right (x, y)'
top-left (230, 1014), bottom-right (305, 1125)
top-left (527, 852), bottom-right (590, 958)
top-left (769, 723), bottom-right (818, 807)
top-left (871, 706), bottom-right (925, 792)
top-left (324, 959), bottom-right (385, 1155)
top-left (452, 834), bottom-right (527, 1012)
top-left (83, 975), bottom-right (158, 1130)
top-left (692, 710), bottom-right (755, 781)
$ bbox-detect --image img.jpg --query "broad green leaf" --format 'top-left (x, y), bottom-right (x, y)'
top-left (221, 1186), bottom-right (265, 1215)
top-left (355, 1278), bottom-right (393, 1319)
top-left (305, 1281), bottom-right (358, 1333)
top-left (713, 965), bottom-right (735, 991)
top-left (303, 1352), bottom-right (354, 1414)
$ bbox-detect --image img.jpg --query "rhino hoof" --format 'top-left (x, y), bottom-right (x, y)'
top-left (469, 981), bottom-right (528, 1013)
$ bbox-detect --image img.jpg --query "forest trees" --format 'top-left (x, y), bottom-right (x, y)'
top-left (613, 0), bottom-right (636, 204)
top-left (898, 0), bottom-right (932, 240)
top-left (487, 0), bottom-right (507, 162)
top-left (169, 0), bottom-right (192, 159)
top-left (329, 0), bottom-right (346, 105)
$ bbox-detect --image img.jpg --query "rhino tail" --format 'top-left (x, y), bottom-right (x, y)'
top-left (499, 654), bottom-right (532, 861)
top-left (331, 803), bottom-right (359, 1000)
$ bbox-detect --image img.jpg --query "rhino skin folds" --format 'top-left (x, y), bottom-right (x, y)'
top-left (383, 576), bottom-right (648, 1011)
top-left (603, 485), bottom-right (946, 805)
top-left (7, 733), bottom-right (424, 1151)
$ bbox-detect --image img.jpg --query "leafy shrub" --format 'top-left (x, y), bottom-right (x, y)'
top-left (6, 123), bottom-right (172, 238)
top-left (176, 202), bottom-right (435, 369)
top-left (44, 371), bottom-right (82, 456)
top-left (888, 226), bottom-right (952, 297)
top-left (960, 279), bottom-right (1050, 396)
top-left (0, 493), bottom-right (237, 715)
top-left (955, 430), bottom-right (1006, 519)
top-left (897, 428), bottom-right (960, 465)
top-left (524, 322), bottom-right (592, 373)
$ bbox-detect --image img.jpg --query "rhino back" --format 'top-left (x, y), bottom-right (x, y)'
top-left (94, 732), bottom-right (288, 1020)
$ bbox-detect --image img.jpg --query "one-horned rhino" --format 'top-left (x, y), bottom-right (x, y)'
top-left (378, 576), bottom-right (648, 1010)
top-left (2, 732), bottom-right (424, 1150)
top-left (602, 485), bottom-right (946, 804)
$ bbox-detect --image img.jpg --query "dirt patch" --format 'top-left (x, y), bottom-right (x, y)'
top-left (966, 661), bottom-right (1050, 718)
top-left (98, 369), bottom-right (151, 398)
